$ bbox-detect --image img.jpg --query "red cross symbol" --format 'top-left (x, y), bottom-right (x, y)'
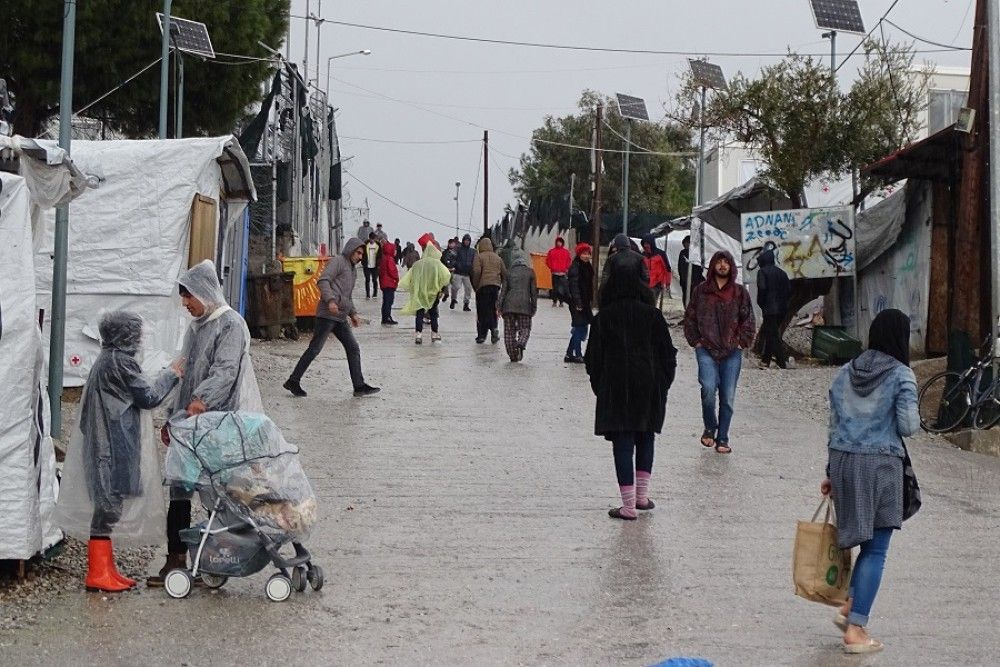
top-left (69, 355), bottom-right (82, 367)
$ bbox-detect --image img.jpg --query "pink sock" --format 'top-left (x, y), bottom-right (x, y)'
top-left (636, 471), bottom-right (652, 507)
top-left (619, 485), bottom-right (637, 518)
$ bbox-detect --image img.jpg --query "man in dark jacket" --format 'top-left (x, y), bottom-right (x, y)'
top-left (441, 237), bottom-right (461, 309)
top-left (601, 233), bottom-right (648, 288)
top-left (284, 237), bottom-right (380, 398)
top-left (678, 235), bottom-right (704, 307)
top-left (565, 242), bottom-right (595, 363)
top-left (454, 233), bottom-right (476, 311)
top-left (683, 250), bottom-right (755, 454)
top-left (756, 249), bottom-right (792, 369)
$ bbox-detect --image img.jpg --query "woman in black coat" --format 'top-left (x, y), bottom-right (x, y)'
top-left (564, 242), bottom-right (595, 363)
top-left (585, 254), bottom-right (677, 520)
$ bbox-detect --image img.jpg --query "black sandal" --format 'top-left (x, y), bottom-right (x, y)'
top-left (700, 431), bottom-right (716, 448)
top-left (608, 507), bottom-right (637, 521)
top-left (636, 499), bottom-right (656, 511)
top-left (715, 442), bottom-right (732, 454)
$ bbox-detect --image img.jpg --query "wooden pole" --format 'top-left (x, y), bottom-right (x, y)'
top-left (591, 103), bottom-right (604, 292)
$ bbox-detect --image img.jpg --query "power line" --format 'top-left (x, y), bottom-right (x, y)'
top-left (319, 17), bottom-right (966, 58)
top-left (345, 169), bottom-right (475, 233)
top-left (836, 0), bottom-right (902, 73)
top-left (334, 87), bottom-right (579, 112)
top-left (74, 57), bottom-right (162, 117)
top-left (952, 0), bottom-right (975, 43)
top-left (602, 119), bottom-right (696, 157)
top-left (340, 135), bottom-right (480, 144)
top-left (467, 143), bottom-right (483, 228)
top-left (883, 19), bottom-right (971, 51)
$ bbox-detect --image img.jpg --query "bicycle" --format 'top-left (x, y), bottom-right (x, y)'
top-left (918, 338), bottom-right (1000, 433)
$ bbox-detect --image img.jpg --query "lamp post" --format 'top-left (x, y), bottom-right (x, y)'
top-left (325, 49), bottom-right (372, 98)
top-left (454, 182), bottom-right (461, 237)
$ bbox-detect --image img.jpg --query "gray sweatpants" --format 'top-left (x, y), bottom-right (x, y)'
top-left (451, 274), bottom-right (473, 304)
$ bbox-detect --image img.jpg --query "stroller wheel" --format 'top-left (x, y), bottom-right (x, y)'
top-left (164, 569), bottom-right (193, 599)
top-left (307, 565), bottom-right (325, 592)
top-left (265, 573), bottom-right (292, 602)
top-left (291, 566), bottom-right (307, 593)
top-left (201, 573), bottom-right (228, 589)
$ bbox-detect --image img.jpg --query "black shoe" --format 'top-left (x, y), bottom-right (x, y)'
top-left (463, 304), bottom-right (471, 312)
top-left (353, 384), bottom-right (381, 397)
top-left (388, 319), bottom-right (399, 326)
top-left (571, 356), bottom-right (586, 364)
top-left (475, 337), bottom-right (486, 344)
top-left (283, 379), bottom-right (307, 397)
top-left (450, 300), bottom-right (457, 310)
top-left (491, 329), bottom-right (500, 344)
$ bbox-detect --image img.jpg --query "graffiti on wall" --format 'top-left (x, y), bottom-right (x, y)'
top-left (741, 207), bottom-right (856, 279)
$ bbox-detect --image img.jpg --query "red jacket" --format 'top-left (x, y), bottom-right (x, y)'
top-left (379, 241), bottom-right (400, 289)
top-left (644, 254), bottom-right (670, 288)
top-left (546, 239), bottom-right (572, 274)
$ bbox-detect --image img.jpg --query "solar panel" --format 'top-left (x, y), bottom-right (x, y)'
top-left (156, 13), bottom-right (216, 59)
top-left (809, 0), bottom-right (865, 34)
top-left (688, 59), bottom-right (727, 91)
top-left (616, 93), bottom-right (649, 122)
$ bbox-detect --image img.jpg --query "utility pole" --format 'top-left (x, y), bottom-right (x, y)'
top-left (49, 0), bottom-right (76, 438)
top-left (454, 182), bottom-right (461, 237)
top-left (591, 103), bottom-right (604, 289)
top-left (483, 130), bottom-right (489, 236)
top-left (622, 119), bottom-right (632, 236)
top-left (174, 37), bottom-right (184, 138)
top-left (989, 0), bottom-right (1000, 369)
top-left (158, 0), bottom-right (172, 138)
top-left (303, 0), bottom-right (310, 91)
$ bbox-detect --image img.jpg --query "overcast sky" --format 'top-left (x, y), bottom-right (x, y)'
top-left (284, 0), bottom-right (974, 244)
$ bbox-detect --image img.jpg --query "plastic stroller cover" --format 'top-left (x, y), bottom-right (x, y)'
top-left (164, 412), bottom-right (317, 539)
top-left (174, 260), bottom-right (263, 416)
top-left (398, 242), bottom-right (452, 315)
top-left (54, 311), bottom-right (178, 545)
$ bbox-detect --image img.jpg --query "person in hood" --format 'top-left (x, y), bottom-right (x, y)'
top-left (357, 220), bottom-right (374, 242)
top-left (678, 235), bottom-right (704, 307)
top-left (55, 311), bottom-right (183, 592)
top-left (362, 233), bottom-right (381, 300)
top-left (545, 237), bottom-right (572, 307)
top-left (565, 242), bottom-right (595, 364)
top-left (683, 250), bottom-right (755, 454)
top-left (441, 237), bottom-right (461, 308)
top-left (403, 242), bottom-right (420, 269)
top-left (641, 234), bottom-right (671, 307)
top-left (394, 238), bottom-right (404, 266)
top-left (453, 234), bottom-right (477, 311)
top-left (379, 240), bottom-right (400, 326)
top-left (471, 237), bottom-right (507, 344)
top-left (149, 260), bottom-right (264, 587)
top-left (821, 309), bottom-right (918, 655)
top-left (756, 248), bottom-right (792, 369)
top-left (586, 248), bottom-right (677, 520)
top-left (399, 238), bottom-right (453, 344)
top-left (375, 223), bottom-right (388, 242)
top-left (284, 237), bottom-right (380, 398)
top-left (498, 251), bottom-right (538, 361)
top-left (601, 233), bottom-right (648, 288)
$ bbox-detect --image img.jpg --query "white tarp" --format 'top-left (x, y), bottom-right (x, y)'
top-left (0, 172), bottom-right (61, 559)
top-left (34, 137), bottom-right (254, 385)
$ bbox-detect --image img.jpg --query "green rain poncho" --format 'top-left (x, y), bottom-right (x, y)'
top-left (398, 243), bottom-right (452, 315)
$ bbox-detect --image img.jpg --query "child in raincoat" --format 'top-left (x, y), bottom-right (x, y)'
top-left (399, 237), bottom-right (453, 344)
top-left (499, 251), bottom-right (538, 362)
top-left (54, 311), bottom-right (183, 592)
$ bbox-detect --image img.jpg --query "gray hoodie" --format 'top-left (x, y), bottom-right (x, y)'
top-left (316, 237), bottom-right (364, 321)
top-left (498, 253), bottom-right (538, 316)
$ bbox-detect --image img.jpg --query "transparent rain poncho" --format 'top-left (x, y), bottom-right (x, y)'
top-left (175, 260), bottom-right (262, 416)
top-left (54, 311), bottom-right (179, 544)
top-left (164, 412), bottom-right (317, 539)
top-left (398, 242), bottom-right (453, 315)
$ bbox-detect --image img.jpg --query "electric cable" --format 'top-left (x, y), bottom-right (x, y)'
top-left (344, 168), bottom-right (475, 233)
top-left (883, 19), bottom-right (971, 51)
top-left (835, 0), bottom-right (902, 73)
top-left (602, 119), bottom-right (697, 157)
top-left (340, 135), bottom-right (479, 144)
top-left (73, 57), bottom-right (162, 117)
top-left (467, 142), bottom-right (483, 229)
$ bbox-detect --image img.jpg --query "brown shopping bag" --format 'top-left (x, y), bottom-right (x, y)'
top-left (792, 498), bottom-right (852, 606)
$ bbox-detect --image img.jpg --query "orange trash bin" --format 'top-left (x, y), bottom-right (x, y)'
top-left (281, 256), bottom-right (331, 317)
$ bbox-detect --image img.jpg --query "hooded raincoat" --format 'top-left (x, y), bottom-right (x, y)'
top-left (399, 242), bottom-right (452, 315)
top-left (499, 252), bottom-right (538, 316)
top-left (379, 241), bottom-right (400, 289)
top-left (683, 250), bottom-right (756, 360)
top-left (471, 237), bottom-right (506, 289)
top-left (55, 311), bottom-right (178, 543)
top-left (756, 249), bottom-right (791, 317)
top-left (175, 261), bottom-right (262, 416)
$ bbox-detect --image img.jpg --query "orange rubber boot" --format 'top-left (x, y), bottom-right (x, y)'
top-left (85, 538), bottom-right (133, 593)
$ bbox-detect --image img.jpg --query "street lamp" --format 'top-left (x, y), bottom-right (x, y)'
top-left (325, 49), bottom-right (372, 97)
top-left (454, 182), bottom-right (461, 237)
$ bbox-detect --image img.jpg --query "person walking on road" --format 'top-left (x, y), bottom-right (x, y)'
top-left (453, 233), bottom-right (476, 311)
top-left (357, 220), bottom-right (374, 242)
top-left (362, 233), bottom-right (381, 299)
top-left (374, 223), bottom-right (388, 242)
top-left (586, 253), bottom-right (677, 520)
top-left (565, 242), bottom-right (595, 364)
top-left (821, 309), bottom-right (919, 655)
top-left (148, 260), bottom-right (264, 587)
top-left (472, 237), bottom-right (506, 344)
top-left (756, 248), bottom-right (791, 369)
top-left (641, 235), bottom-right (671, 307)
top-left (442, 237), bottom-right (461, 308)
top-left (498, 251), bottom-right (538, 361)
top-left (678, 235), bottom-right (704, 307)
top-left (601, 233), bottom-right (647, 288)
top-left (379, 240), bottom-right (400, 326)
top-left (683, 250), bottom-right (755, 454)
top-left (394, 238), bottom-right (404, 266)
top-left (545, 236), bottom-right (572, 307)
top-left (283, 237), bottom-right (380, 398)
top-left (399, 237), bottom-right (452, 345)
top-left (403, 242), bottom-right (420, 269)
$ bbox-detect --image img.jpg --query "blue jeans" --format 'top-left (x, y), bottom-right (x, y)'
top-left (696, 347), bottom-right (742, 444)
top-left (848, 527), bottom-right (893, 627)
top-left (567, 324), bottom-right (588, 357)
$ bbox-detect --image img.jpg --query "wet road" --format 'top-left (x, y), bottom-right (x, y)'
top-left (3, 295), bottom-right (1000, 666)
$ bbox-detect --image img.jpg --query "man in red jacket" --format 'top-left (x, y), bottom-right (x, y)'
top-left (545, 236), bottom-right (572, 307)
top-left (379, 240), bottom-right (400, 326)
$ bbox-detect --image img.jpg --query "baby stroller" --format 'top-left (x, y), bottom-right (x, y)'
top-left (162, 411), bottom-right (322, 602)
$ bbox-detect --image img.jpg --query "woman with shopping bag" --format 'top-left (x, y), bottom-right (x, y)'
top-left (819, 309), bottom-right (921, 655)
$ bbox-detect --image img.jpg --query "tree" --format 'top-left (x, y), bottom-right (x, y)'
top-left (674, 41), bottom-right (930, 207)
top-left (509, 90), bottom-right (695, 217)
top-left (0, 0), bottom-right (289, 138)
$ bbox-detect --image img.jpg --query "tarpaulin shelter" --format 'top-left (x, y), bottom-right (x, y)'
top-left (33, 136), bottom-right (256, 386)
top-left (0, 136), bottom-right (91, 559)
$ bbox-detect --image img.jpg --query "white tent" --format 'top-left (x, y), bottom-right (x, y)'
top-left (0, 171), bottom-right (61, 559)
top-left (34, 136), bottom-right (256, 386)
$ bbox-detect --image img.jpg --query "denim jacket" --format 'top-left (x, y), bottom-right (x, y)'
top-left (828, 350), bottom-right (919, 457)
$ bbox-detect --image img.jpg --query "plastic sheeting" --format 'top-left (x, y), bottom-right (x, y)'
top-left (398, 243), bottom-right (452, 315)
top-left (165, 412), bottom-right (317, 539)
top-left (0, 172), bottom-right (61, 559)
top-left (33, 137), bottom-right (255, 386)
